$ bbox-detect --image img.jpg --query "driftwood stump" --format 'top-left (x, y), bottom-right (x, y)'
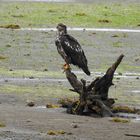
top-left (64, 54), bottom-right (124, 117)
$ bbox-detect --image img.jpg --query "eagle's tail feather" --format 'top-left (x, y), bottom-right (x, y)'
top-left (82, 67), bottom-right (91, 76)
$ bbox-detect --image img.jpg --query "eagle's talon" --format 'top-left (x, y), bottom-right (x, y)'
top-left (62, 64), bottom-right (71, 72)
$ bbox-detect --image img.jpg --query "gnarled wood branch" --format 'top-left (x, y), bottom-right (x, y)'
top-left (64, 54), bottom-right (124, 117)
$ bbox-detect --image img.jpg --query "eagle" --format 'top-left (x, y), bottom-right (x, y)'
top-left (55, 23), bottom-right (90, 75)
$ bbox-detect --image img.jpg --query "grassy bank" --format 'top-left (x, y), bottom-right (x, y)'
top-left (0, 68), bottom-right (65, 78)
top-left (0, 84), bottom-right (77, 99)
top-left (0, 2), bottom-right (140, 28)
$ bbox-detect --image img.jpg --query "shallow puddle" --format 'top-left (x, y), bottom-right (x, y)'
top-left (132, 117), bottom-right (140, 123)
top-left (0, 77), bottom-right (67, 83)
top-left (0, 72), bottom-right (139, 83)
top-left (35, 106), bottom-right (66, 113)
top-left (131, 90), bottom-right (140, 94)
top-left (116, 113), bottom-right (140, 123)
top-left (36, 106), bottom-right (46, 109)
top-left (9, 28), bottom-right (140, 33)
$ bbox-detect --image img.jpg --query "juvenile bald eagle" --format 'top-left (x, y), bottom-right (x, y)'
top-left (55, 23), bottom-right (90, 75)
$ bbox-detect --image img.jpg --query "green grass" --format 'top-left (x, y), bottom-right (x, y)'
top-left (93, 62), bottom-right (140, 74)
top-left (0, 2), bottom-right (140, 28)
top-left (0, 84), bottom-right (78, 98)
top-left (112, 41), bottom-right (123, 47)
top-left (117, 64), bottom-right (140, 73)
top-left (110, 91), bottom-right (140, 105)
top-left (0, 68), bottom-right (65, 78)
top-left (0, 122), bottom-right (6, 127)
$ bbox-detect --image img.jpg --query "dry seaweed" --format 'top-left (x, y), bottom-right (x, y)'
top-left (0, 55), bottom-right (7, 60)
top-left (46, 103), bottom-right (61, 108)
top-left (0, 24), bottom-right (20, 29)
top-left (112, 105), bottom-right (137, 113)
top-left (0, 122), bottom-right (6, 127)
top-left (47, 130), bottom-right (66, 135)
top-left (110, 117), bottom-right (130, 123)
top-left (98, 19), bottom-right (111, 23)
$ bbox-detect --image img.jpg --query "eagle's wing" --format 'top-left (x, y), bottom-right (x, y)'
top-left (55, 37), bottom-right (68, 62)
top-left (60, 34), bottom-right (88, 67)
top-left (62, 35), bottom-right (83, 54)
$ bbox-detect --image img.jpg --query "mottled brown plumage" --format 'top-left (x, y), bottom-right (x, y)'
top-left (55, 23), bottom-right (90, 75)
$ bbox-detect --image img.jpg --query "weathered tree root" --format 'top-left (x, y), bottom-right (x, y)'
top-left (64, 54), bottom-right (124, 117)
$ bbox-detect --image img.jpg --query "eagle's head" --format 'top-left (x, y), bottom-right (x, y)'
top-left (56, 23), bottom-right (67, 35)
